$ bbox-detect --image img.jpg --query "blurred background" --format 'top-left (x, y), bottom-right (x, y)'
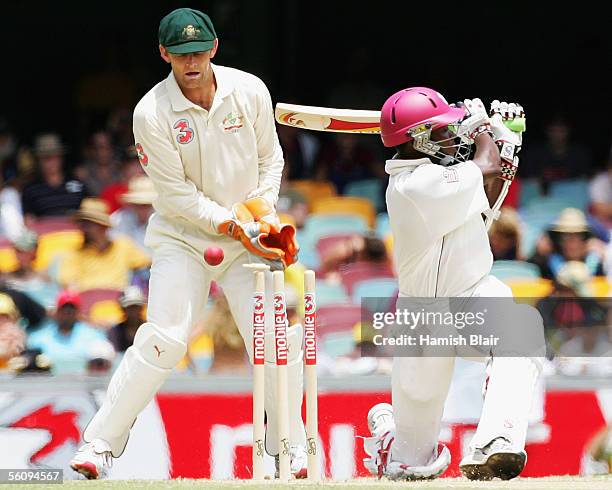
top-left (1, 0), bottom-right (612, 481)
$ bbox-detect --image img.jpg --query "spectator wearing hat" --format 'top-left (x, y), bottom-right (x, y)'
top-left (21, 133), bottom-right (88, 222)
top-left (0, 293), bottom-right (26, 370)
top-left (529, 208), bottom-right (605, 280)
top-left (86, 339), bottom-right (116, 375)
top-left (57, 198), bottom-right (151, 291)
top-left (107, 286), bottom-right (146, 353)
top-left (100, 146), bottom-right (145, 213)
top-left (27, 290), bottom-right (108, 374)
top-left (110, 176), bottom-right (156, 254)
top-left (4, 229), bottom-right (59, 308)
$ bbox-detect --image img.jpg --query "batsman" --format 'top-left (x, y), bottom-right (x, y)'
top-left (363, 88), bottom-right (544, 481)
top-left (70, 8), bottom-right (306, 479)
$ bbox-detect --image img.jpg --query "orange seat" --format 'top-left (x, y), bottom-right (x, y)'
top-left (0, 243), bottom-right (18, 273)
top-left (288, 180), bottom-right (337, 210)
top-left (507, 279), bottom-right (553, 301)
top-left (89, 299), bottom-right (124, 327)
top-left (590, 276), bottom-right (610, 297)
top-left (311, 196), bottom-right (376, 228)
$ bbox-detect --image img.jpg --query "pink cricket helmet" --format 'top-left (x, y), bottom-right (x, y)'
top-left (380, 87), bottom-right (466, 148)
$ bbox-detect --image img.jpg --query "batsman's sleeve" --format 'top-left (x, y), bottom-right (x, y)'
top-left (398, 161), bottom-right (489, 240)
top-left (133, 110), bottom-right (232, 234)
top-left (246, 80), bottom-right (284, 207)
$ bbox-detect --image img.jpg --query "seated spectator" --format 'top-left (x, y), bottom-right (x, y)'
top-left (529, 208), bottom-right (605, 280)
top-left (0, 293), bottom-right (26, 370)
top-left (589, 155), bottom-right (612, 228)
top-left (75, 130), bottom-right (121, 196)
top-left (277, 160), bottom-right (308, 228)
top-left (489, 207), bottom-right (524, 260)
top-left (21, 133), bottom-right (87, 221)
top-left (57, 198), bottom-right (151, 291)
top-left (4, 229), bottom-right (59, 309)
top-left (108, 285), bottom-right (146, 353)
top-left (8, 348), bottom-right (52, 375)
top-left (27, 290), bottom-right (108, 374)
top-left (110, 176), bottom-right (156, 253)
top-left (85, 340), bottom-right (116, 375)
top-left (520, 116), bottom-right (592, 183)
top-left (315, 133), bottom-right (384, 194)
top-left (321, 232), bottom-right (390, 278)
top-left (100, 145), bottom-right (145, 213)
top-left (0, 280), bottom-right (47, 331)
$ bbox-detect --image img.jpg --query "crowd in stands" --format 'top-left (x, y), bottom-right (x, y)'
top-left (1, 110), bottom-right (612, 378)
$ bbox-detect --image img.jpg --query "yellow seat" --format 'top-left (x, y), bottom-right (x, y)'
top-left (507, 279), bottom-right (553, 302)
top-left (89, 299), bottom-right (124, 327)
top-left (278, 212), bottom-right (296, 227)
top-left (311, 196), bottom-right (376, 228)
top-left (590, 277), bottom-right (610, 297)
top-left (0, 247), bottom-right (18, 273)
top-left (34, 230), bottom-right (83, 272)
top-left (288, 180), bottom-right (337, 210)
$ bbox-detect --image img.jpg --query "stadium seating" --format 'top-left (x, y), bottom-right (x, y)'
top-left (315, 281), bottom-right (350, 306)
top-left (79, 288), bottom-right (122, 324)
top-left (352, 277), bottom-right (398, 313)
top-left (345, 179), bottom-right (384, 212)
top-left (548, 179), bottom-right (590, 210)
top-left (311, 196), bottom-right (376, 228)
top-left (288, 180), bottom-right (336, 210)
top-left (316, 304), bottom-right (362, 336)
top-left (34, 230), bottom-right (83, 272)
top-left (0, 238), bottom-right (18, 273)
top-left (339, 261), bottom-right (395, 296)
top-left (519, 178), bottom-right (542, 208)
top-left (315, 234), bottom-right (356, 262)
top-left (375, 212), bottom-right (390, 238)
top-left (490, 260), bottom-right (541, 281)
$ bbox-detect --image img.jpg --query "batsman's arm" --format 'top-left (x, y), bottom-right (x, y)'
top-left (246, 78), bottom-right (284, 207)
top-left (133, 108), bottom-right (232, 235)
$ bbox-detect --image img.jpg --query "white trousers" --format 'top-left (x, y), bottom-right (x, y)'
top-left (391, 275), bottom-right (542, 465)
top-left (84, 234), bottom-right (305, 456)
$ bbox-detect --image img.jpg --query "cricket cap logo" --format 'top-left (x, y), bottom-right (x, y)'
top-left (181, 25), bottom-right (200, 41)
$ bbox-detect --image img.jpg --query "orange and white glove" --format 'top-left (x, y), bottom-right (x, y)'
top-left (241, 197), bottom-right (281, 233)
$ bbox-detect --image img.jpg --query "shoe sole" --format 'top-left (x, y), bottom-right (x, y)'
top-left (70, 462), bottom-right (99, 480)
top-left (460, 451), bottom-right (526, 481)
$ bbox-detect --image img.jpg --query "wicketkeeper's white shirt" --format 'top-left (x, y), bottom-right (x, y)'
top-left (385, 158), bottom-right (492, 297)
top-left (132, 63), bottom-right (284, 260)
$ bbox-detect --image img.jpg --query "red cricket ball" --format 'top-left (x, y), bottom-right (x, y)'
top-left (204, 246), bottom-right (224, 266)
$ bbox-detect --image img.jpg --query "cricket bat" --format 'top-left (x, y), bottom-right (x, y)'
top-left (275, 103), bottom-right (526, 134)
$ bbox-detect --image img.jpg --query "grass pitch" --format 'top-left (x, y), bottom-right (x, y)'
top-left (6, 475), bottom-right (612, 490)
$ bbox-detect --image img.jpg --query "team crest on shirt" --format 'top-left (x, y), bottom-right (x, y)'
top-left (173, 119), bottom-right (194, 144)
top-left (222, 112), bottom-right (244, 133)
top-left (443, 168), bottom-right (458, 183)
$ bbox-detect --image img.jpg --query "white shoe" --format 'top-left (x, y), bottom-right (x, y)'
top-left (363, 403), bottom-right (450, 480)
top-left (70, 439), bottom-right (113, 480)
top-left (460, 437), bottom-right (526, 480)
top-left (275, 444), bottom-right (308, 479)
top-left (367, 403), bottom-right (395, 437)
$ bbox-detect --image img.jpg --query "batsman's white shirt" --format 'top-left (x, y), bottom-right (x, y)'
top-left (133, 63), bottom-right (284, 264)
top-left (385, 158), bottom-right (492, 297)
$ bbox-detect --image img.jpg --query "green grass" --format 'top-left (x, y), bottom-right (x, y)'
top-left (5, 475), bottom-right (612, 490)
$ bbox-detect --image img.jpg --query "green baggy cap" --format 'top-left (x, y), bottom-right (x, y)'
top-left (159, 8), bottom-right (217, 54)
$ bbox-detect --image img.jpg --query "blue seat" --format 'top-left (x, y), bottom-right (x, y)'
top-left (345, 179), bottom-right (384, 212)
top-left (375, 212), bottom-right (390, 238)
top-left (490, 260), bottom-right (541, 281)
top-left (316, 282), bottom-right (350, 306)
top-left (321, 331), bottom-right (356, 357)
top-left (548, 179), bottom-right (589, 210)
top-left (519, 179), bottom-right (542, 208)
top-left (522, 197), bottom-right (570, 217)
top-left (352, 277), bottom-right (398, 312)
top-left (298, 214), bottom-right (369, 268)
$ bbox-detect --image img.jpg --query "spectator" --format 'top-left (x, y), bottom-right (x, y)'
top-left (589, 153), bottom-right (612, 228)
top-left (107, 285), bottom-right (146, 353)
top-left (4, 228), bottom-right (59, 309)
top-left (276, 122), bottom-right (320, 180)
top-left (0, 180), bottom-right (24, 241)
top-left (27, 290), bottom-right (108, 374)
top-left (277, 161), bottom-right (308, 229)
top-left (110, 176), bottom-right (156, 253)
top-left (21, 133), bottom-right (87, 221)
top-left (100, 145), bottom-right (145, 213)
top-left (315, 133), bottom-right (384, 194)
top-left (85, 340), bottom-right (116, 375)
top-left (529, 208), bottom-right (605, 280)
top-left (320, 232), bottom-right (390, 277)
top-left (0, 280), bottom-right (47, 331)
top-left (521, 116), bottom-right (592, 183)
top-left (76, 131), bottom-right (121, 196)
top-left (57, 198), bottom-right (151, 291)
top-left (8, 348), bottom-right (52, 375)
top-left (0, 292), bottom-right (26, 370)
top-left (489, 207), bottom-right (524, 260)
